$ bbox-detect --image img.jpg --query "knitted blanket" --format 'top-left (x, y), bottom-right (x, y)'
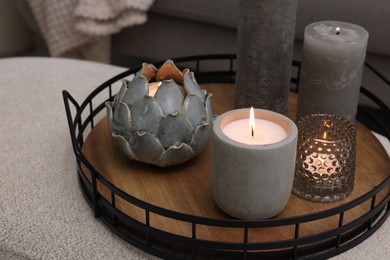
top-left (27, 0), bottom-right (155, 62)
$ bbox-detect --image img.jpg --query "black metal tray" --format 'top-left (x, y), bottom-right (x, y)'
top-left (63, 54), bottom-right (390, 260)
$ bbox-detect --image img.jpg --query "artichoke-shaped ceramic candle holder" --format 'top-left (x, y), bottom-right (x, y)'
top-left (106, 60), bottom-right (213, 167)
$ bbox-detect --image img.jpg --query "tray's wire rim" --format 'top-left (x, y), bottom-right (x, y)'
top-left (63, 54), bottom-right (390, 259)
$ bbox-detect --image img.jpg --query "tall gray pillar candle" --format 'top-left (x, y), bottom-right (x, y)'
top-left (235, 0), bottom-right (297, 113)
top-left (297, 21), bottom-right (369, 122)
top-left (212, 108), bottom-right (297, 219)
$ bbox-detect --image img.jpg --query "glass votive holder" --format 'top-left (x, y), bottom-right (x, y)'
top-left (292, 114), bottom-right (356, 202)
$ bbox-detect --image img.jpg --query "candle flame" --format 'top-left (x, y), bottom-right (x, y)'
top-left (322, 120), bottom-right (331, 139)
top-left (335, 27), bottom-right (341, 35)
top-left (249, 107), bottom-right (255, 137)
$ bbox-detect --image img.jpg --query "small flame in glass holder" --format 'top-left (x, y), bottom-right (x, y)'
top-left (322, 119), bottom-right (332, 139)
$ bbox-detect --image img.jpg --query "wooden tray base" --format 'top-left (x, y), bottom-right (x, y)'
top-left (81, 84), bottom-right (390, 243)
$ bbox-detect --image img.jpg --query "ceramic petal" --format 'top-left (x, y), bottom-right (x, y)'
top-left (139, 63), bottom-right (158, 81)
top-left (113, 80), bottom-right (128, 108)
top-left (111, 133), bottom-right (137, 160)
top-left (205, 93), bottom-right (214, 122)
top-left (122, 76), bottom-right (148, 106)
top-left (183, 69), bottom-right (205, 101)
top-left (157, 114), bottom-right (193, 148)
top-left (132, 132), bottom-right (164, 163)
top-left (183, 94), bottom-right (206, 128)
top-left (156, 59), bottom-right (184, 85)
top-left (112, 101), bottom-right (131, 137)
top-left (105, 101), bottom-right (114, 134)
top-left (155, 143), bottom-right (194, 167)
top-left (154, 80), bottom-right (185, 116)
top-left (190, 123), bottom-right (211, 154)
top-left (131, 96), bottom-right (162, 134)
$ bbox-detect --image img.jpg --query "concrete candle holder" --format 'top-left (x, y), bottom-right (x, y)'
top-left (212, 108), bottom-right (297, 219)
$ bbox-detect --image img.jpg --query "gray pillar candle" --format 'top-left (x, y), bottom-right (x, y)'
top-left (212, 108), bottom-right (297, 219)
top-left (297, 21), bottom-right (369, 122)
top-left (235, 0), bottom-right (297, 113)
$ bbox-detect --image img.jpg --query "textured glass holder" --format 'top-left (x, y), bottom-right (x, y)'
top-left (293, 114), bottom-right (356, 202)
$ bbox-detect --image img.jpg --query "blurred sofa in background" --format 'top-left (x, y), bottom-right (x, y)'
top-left (2, 0), bottom-right (389, 109)
top-left (113, 0), bottom-right (390, 61)
top-left (4, 0), bottom-right (389, 59)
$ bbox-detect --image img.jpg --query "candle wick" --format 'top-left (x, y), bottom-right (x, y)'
top-left (251, 126), bottom-right (254, 137)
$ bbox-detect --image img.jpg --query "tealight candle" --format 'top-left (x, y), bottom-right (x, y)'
top-left (297, 21), bottom-right (369, 122)
top-left (293, 114), bottom-right (356, 202)
top-left (223, 107), bottom-right (288, 145)
top-left (212, 108), bottom-right (297, 219)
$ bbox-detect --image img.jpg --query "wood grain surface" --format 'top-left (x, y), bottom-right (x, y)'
top-left (82, 83), bottom-right (390, 242)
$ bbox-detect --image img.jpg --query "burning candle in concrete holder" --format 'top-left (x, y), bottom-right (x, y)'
top-left (293, 114), bottom-right (356, 202)
top-left (212, 108), bottom-right (297, 219)
top-left (297, 21), bottom-right (369, 122)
